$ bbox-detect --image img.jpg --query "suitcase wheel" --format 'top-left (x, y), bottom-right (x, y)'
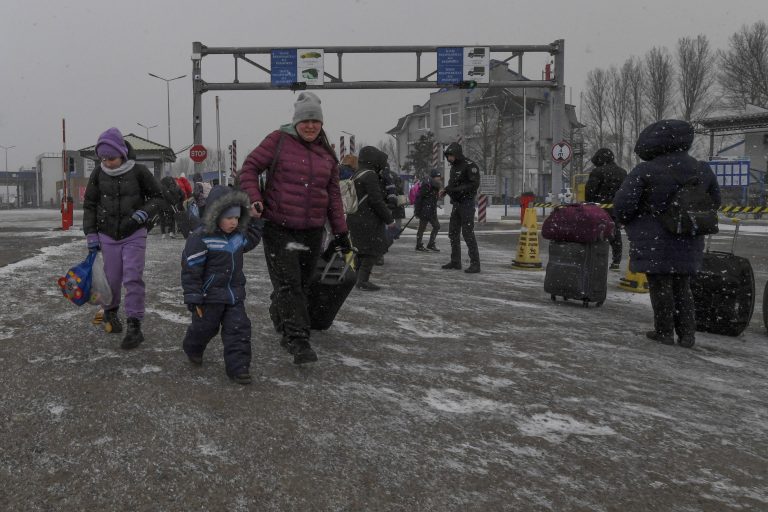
top-left (551, 295), bottom-right (557, 302)
top-left (582, 300), bottom-right (589, 308)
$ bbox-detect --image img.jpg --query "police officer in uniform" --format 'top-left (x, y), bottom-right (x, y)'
top-left (439, 142), bottom-right (481, 273)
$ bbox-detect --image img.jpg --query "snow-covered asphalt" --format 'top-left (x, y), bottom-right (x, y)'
top-left (1, 209), bottom-right (767, 511)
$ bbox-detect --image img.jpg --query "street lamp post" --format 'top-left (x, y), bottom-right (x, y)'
top-left (1, 144), bottom-right (15, 206)
top-left (137, 122), bottom-right (158, 140)
top-left (148, 72), bottom-right (186, 154)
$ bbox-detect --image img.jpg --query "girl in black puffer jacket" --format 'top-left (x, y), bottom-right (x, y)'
top-left (83, 128), bottom-right (163, 349)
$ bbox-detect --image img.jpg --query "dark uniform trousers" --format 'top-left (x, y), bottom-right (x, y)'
top-left (448, 199), bottom-right (480, 266)
top-left (182, 302), bottom-right (252, 377)
top-left (646, 273), bottom-right (696, 338)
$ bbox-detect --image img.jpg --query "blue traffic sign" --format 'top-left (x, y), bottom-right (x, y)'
top-left (271, 49), bottom-right (297, 86)
top-left (437, 47), bottom-right (464, 85)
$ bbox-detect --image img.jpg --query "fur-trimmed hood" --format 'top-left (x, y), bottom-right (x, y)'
top-left (201, 186), bottom-right (252, 234)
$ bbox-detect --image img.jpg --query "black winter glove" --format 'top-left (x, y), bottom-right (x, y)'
top-left (332, 232), bottom-right (353, 253)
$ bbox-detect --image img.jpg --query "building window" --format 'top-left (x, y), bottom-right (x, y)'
top-left (416, 115), bottom-right (430, 130)
top-left (441, 105), bottom-right (459, 128)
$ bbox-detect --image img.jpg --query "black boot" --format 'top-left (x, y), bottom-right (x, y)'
top-left (442, 261), bottom-right (462, 270)
top-left (230, 372), bottom-right (252, 385)
top-left (415, 243), bottom-right (428, 252)
top-left (357, 281), bottom-right (381, 291)
top-left (292, 339), bottom-right (318, 365)
top-left (103, 309), bottom-right (122, 334)
top-left (678, 334), bottom-right (695, 348)
top-left (121, 317), bottom-right (145, 349)
top-left (646, 330), bottom-right (674, 345)
top-left (464, 263), bottom-right (481, 273)
top-left (426, 243), bottom-right (440, 252)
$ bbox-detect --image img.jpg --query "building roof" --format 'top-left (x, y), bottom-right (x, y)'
top-left (697, 111), bottom-right (768, 134)
top-left (78, 133), bottom-right (176, 162)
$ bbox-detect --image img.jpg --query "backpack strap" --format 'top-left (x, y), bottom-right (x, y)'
top-left (262, 132), bottom-right (286, 192)
top-left (350, 169), bottom-right (373, 207)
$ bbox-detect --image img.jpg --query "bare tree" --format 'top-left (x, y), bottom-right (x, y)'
top-left (464, 94), bottom-right (518, 178)
top-left (377, 139), bottom-right (399, 170)
top-left (583, 68), bottom-right (609, 151)
top-left (624, 57), bottom-right (646, 168)
top-left (718, 21), bottom-right (768, 109)
top-left (677, 35), bottom-right (718, 121)
top-left (644, 46), bottom-right (676, 121)
top-left (605, 65), bottom-right (631, 165)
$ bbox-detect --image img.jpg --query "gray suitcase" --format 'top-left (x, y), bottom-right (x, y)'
top-left (545, 241), bottom-right (609, 307)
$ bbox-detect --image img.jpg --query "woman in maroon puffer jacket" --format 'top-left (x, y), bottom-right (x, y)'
top-left (239, 92), bottom-right (349, 365)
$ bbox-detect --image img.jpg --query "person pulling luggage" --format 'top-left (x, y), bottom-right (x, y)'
top-left (238, 92), bottom-right (349, 365)
top-left (439, 142), bottom-right (481, 273)
top-left (585, 148), bottom-right (627, 270)
top-left (614, 119), bottom-right (720, 348)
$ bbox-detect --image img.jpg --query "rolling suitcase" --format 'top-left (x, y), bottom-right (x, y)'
top-left (307, 250), bottom-right (357, 330)
top-left (691, 222), bottom-right (754, 336)
top-left (545, 240), bottom-right (609, 307)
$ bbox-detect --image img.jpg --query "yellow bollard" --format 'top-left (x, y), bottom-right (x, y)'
top-left (511, 207), bottom-right (543, 270)
top-left (618, 258), bottom-right (649, 293)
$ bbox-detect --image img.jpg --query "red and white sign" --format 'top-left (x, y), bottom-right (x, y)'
top-left (189, 144), bottom-right (208, 163)
top-left (551, 141), bottom-right (572, 164)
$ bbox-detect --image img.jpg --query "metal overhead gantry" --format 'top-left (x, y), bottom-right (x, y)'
top-left (190, 42), bottom-right (566, 197)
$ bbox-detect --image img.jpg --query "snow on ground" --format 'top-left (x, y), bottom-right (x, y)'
top-left (0, 212), bottom-right (767, 510)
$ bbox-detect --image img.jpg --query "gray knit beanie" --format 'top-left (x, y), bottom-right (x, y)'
top-left (292, 92), bottom-right (324, 125)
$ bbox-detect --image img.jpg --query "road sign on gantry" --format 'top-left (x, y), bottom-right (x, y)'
top-left (190, 144), bottom-right (208, 163)
top-left (551, 141), bottom-right (572, 164)
top-left (437, 46), bottom-right (491, 84)
top-left (270, 48), bottom-right (324, 86)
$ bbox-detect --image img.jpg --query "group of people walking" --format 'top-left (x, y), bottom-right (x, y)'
top-left (81, 91), bottom-right (713, 385)
top-left (82, 94), bottom-right (484, 384)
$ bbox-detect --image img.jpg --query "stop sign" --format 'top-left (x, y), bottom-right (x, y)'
top-left (189, 144), bottom-right (208, 163)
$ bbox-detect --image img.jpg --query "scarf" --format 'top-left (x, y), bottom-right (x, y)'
top-left (100, 159), bottom-right (136, 177)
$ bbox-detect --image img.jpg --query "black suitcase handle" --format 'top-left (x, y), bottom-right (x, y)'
top-left (707, 216), bottom-right (740, 254)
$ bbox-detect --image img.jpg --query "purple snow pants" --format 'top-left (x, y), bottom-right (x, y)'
top-left (99, 228), bottom-right (148, 319)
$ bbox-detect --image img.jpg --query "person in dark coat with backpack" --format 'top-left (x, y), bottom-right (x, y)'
top-left (181, 186), bottom-right (263, 385)
top-left (614, 119), bottom-right (720, 349)
top-left (585, 148), bottom-right (627, 270)
top-left (414, 168), bottom-right (443, 251)
top-left (238, 92), bottom-right (349, 364)
top-left (346, 146), bottom-right (397, 291)
top-left (83, 127), bottom-right (164, 349)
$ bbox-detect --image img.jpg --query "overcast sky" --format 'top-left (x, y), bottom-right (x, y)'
top-left (1, 0), bottom-right (765, 171)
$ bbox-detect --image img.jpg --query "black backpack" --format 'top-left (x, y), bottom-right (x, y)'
top-left (658, 171), bottom-right (718, 237)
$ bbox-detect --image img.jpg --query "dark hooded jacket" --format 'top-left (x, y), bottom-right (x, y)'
top-left (83, 141), bottom-right (164, 240)
top-left (585, 148), bottom-right (627, 205)
top-left (346, 147), bottom-right (394, 256)
top-left (181, 186), bottom-right (263, 305)
top-left (443, 142), bottom-right (480, 203)
top-left (613, 120), bottom-right (721, 274)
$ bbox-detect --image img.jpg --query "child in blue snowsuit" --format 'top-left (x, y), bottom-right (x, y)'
top-left (181, 186), bottom-right (263, 385)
